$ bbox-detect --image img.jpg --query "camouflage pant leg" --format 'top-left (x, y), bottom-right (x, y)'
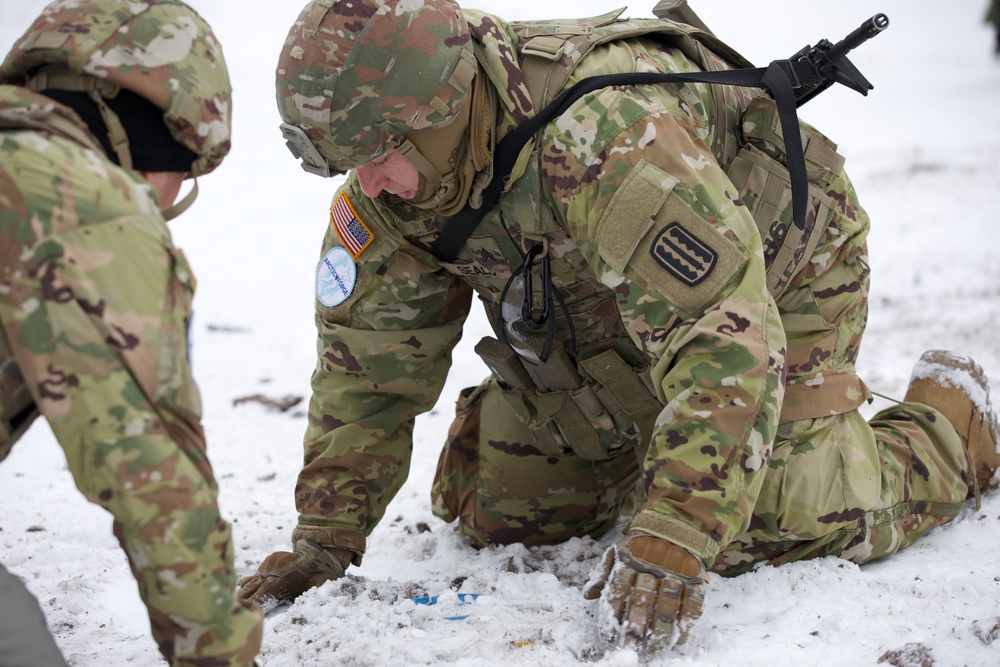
top-left (713, 404), bottom-right (968, 576)
top-left (431, 378), bottom-right (640, 547)
top-left (0, 220), bottom-right (262, 666)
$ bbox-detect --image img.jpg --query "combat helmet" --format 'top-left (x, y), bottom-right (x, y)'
top-left (276, 0), bottom-right (478, 179)
top-left (0, 0), bottom-right (232, 183)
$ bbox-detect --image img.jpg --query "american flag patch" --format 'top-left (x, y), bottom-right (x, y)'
top-left (330, 193), bottom-right (374, 258)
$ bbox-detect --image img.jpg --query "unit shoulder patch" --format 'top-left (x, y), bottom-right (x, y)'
top-left (316, 246), bottom-right (357, 307)
top-left (595, 161), bottom-right (747, 315)
top-left (650, 222), bottom-right (718, 286)
top-left (637, 199), bottom-right (746, 314)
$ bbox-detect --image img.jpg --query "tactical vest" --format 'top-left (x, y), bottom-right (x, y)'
top-left (510, 10), bottom-right (846, 301)
top-left (443, 11), bottom-right (851, 463)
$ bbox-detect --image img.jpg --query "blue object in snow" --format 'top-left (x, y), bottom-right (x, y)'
top-left (411, 593), bottom-right (481, 620)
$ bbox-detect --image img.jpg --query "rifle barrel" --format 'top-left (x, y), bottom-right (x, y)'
top-left (828, 13), bottom-right (889, 62)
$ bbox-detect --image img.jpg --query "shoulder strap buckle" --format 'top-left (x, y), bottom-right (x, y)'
top-left (521, 35), bottom-right (565, 61)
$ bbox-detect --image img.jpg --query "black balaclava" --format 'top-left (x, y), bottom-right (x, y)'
top-left (43, 88), bottom-right (196, 172)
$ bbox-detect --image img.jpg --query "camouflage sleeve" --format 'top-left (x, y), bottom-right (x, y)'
top-left (0, 131), bottom-right (261, 663)
top-left (545, 59), bottom-right (785, 565)
top-left (293, 176), bottom-right (473, 556)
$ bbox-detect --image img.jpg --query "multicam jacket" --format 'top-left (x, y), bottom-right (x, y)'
top-left (294, 10), bottom-right (871, 566)
top-left (0, 85), bottom-right (261, 666)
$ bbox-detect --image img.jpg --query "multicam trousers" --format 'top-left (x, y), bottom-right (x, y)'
top-left (432, 377), bottom-right (970, 574)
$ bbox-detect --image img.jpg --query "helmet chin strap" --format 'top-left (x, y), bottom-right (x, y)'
top-left (399, 100), bottom-right (471, 212)
top-left (162, 179), bottom-right (198, 221)
top-left (397, 138), bottom-right (450, 205)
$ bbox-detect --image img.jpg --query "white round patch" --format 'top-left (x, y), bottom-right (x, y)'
top-left (316, 246), bottom-right (357, 307)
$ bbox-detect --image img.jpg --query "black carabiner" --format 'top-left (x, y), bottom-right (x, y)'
top-left (520, 244), bottom-right (550, 329)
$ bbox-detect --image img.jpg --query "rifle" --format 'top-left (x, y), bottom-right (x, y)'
top-left (430, 8), bottom-right (891, 262)
top-left (653, 1), bottom-right (889, 106)
top-left (791, 13), bottom-right (890, 106)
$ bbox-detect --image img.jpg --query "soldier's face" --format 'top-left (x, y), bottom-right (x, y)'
top-left (355, 147), bottom-right (419, 199)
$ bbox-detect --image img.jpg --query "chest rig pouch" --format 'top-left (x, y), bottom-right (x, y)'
top-left (475, 334), bottom-right (663, 461)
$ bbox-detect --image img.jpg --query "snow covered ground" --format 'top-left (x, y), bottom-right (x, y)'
top-left (1, 1), bottom-right (998, 665)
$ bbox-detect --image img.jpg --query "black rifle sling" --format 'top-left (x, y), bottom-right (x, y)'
top-left (429, 58), bottom-right (818, 263)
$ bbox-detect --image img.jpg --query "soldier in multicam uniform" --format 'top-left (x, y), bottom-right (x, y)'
top-left (0, 1), bottom-right (263, 665)
top-left (238, 0), bottom-right (1000, 653)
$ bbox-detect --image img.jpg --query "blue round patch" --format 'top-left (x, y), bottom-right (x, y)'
top-left (316, 246), bottom-right (357, 307)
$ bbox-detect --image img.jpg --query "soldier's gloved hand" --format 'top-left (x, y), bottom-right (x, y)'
top-left (237, 539), bottom-right (354, 607)
top-left (584, 532), bottom-right (707, 654)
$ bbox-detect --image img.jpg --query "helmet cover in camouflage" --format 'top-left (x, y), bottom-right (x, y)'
top-left (0, 0), bottom-right (233, 177)
top-left (276, 0), bottom-right (476, 176)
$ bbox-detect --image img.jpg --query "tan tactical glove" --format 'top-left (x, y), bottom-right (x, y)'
top-left (237, 539), bottom-right (354, 607)
top-left (584, 532), bottom-right (707, 654)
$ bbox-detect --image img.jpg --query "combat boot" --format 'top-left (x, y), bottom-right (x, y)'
top-left (904, 350), bottom-right (1000, 499)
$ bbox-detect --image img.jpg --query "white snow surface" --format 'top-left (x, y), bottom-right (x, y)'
top-left (2, 1), bottom-right (999, 666)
